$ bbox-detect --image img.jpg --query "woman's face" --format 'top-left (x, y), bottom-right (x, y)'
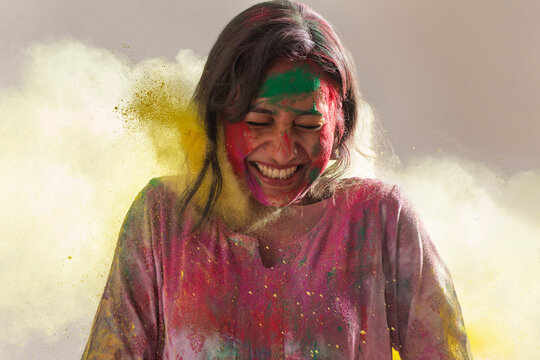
top-left (224, 61), bottom-right (340, 207)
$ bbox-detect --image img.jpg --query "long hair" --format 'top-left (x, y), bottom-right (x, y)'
top-left (185, 0), bottom-right (362, 225)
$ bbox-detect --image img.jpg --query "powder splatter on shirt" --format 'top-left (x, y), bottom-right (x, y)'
top-left (83, 177), bottom-right (471, 359)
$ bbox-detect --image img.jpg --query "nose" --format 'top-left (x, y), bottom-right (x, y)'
top-left (267, 129), bottom-right (297, 165)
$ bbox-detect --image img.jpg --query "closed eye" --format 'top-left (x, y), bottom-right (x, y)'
top-left (296, 124), bottom-right (322, 130)
top-left (245, 121), bottom-right (271, 127)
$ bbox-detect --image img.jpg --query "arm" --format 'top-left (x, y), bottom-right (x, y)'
top-left (383, 188), bottom-right (472, 359)
top-left (82, 184), bottom-right (163, 360)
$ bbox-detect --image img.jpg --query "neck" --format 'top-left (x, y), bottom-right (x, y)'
top-left (236, 195), bottom-right (326, 236)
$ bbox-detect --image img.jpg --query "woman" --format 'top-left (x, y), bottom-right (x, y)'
top-left (83, 1), bottom-right (471, 359)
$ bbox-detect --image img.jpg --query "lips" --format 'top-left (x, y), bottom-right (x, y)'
top-left (248, 161), bottom-right (305, 186)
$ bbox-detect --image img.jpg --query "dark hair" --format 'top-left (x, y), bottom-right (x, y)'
top-left (184, 0), bottom-right (361, 225)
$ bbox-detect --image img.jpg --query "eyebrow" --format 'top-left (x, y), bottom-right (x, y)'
top-left (290, 107), bottom-right (323, 116)
top-left (248, 106), bottom-right (277, 115)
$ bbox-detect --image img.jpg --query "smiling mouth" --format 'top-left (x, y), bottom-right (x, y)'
top-left (252, 162), bottom-right (300, 180)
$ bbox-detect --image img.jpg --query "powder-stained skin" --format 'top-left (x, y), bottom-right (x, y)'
top-left (224, 61), bottom-right (337, 207)
top-left (257, 63), bottom-right (322, 106)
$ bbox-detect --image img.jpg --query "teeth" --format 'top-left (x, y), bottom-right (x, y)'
top-left (254, 163), bottom-right (298, 179)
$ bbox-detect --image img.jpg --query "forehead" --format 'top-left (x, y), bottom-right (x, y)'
top-left (257, 61), bottom-right (325, 100)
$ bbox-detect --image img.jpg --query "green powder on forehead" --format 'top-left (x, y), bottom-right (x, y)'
top-left (258, 64), bottom-right (321, 99)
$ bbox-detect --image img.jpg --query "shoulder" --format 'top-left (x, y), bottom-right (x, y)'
top-left (136, 176), bottom-right (182, 204)
top-left (122, 176), bottom-right (184, 224)
top-left (334, 177), bottom-right (404, 207)
top-left (120, 176), bottom-right (202, 240)
top-left (330, 177), bottom-right (415, 226)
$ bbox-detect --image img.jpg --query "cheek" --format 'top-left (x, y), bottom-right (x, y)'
top-left (311, 120), bottom-right (335, 162)
top-left (319, 126), bottom-right (335, 156)
top-left (303, 125), bottom-right (335, 184)
top-left (224, 122), bottom-right (254, 175)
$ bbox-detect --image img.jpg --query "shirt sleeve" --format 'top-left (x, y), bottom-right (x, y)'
top-left (383, 186), bottom-right (472, 359)
top-left (82, 183), bottom-right (163, 360)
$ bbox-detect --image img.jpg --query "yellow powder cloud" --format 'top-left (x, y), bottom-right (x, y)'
top-left (118, 52), bottom-right (250, 228)
top-left (381, 157), bottom-right (540, 360)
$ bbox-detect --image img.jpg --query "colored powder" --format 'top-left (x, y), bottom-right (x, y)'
top-left (326, 267), bottom-right (336, 282)
top-left (308, 168), bottom-right (321, 182)
top-left (258, 64), bottom-right (321, 101)
top-left (281, 130), bottom-right (292, 154)
top-left (285, 102), bottom-right (323, 116)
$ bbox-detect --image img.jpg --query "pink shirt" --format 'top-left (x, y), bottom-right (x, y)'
top-left (83, 177), bottom-right (471, 359)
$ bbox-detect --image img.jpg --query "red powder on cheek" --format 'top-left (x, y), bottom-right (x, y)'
top-left (319, 124), bottom-right (335, 155)
top-left (224, 121), bottom-right (254, 177)
top-left (319, 81), bottom-right (344, 142)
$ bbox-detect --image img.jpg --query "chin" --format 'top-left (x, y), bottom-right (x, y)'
top-left (243, 165), bottom-right (314, 208)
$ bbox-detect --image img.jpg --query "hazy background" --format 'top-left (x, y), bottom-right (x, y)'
top-left (1, 0), bottom-right (538, 359)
